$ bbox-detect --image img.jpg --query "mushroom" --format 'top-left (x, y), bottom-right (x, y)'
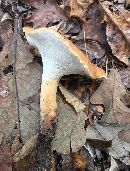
top-left (23, 27), bottom-right (107, 130)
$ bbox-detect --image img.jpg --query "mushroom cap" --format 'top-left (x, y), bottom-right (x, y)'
top-left (23, 27), bottom-right (107, 81)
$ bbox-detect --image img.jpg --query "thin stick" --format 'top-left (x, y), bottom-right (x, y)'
top-left (12, 13), bottom-right (22, 141)
top-left (83, 25), bottom-right (88, 56)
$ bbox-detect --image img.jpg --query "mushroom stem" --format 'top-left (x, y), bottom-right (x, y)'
top-left (40, 78), bottom-right (59, 129)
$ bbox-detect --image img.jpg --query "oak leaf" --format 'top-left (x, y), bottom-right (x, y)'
top-left (52, 96), bottom-right (87, 154)
top-left (86, 123), bottom-right (130, 164)
top-left (90, 69), bottom-right (130, 124)
top-left (24, 0), bottom-right (66, 28)
top-left (59, 84), bottom-right (86, 114)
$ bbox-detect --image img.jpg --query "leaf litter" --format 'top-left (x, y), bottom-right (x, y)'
top-left (0, 0), bottom-right (130, 170)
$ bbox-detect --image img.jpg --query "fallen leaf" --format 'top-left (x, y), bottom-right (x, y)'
top-left (109, 157), bottom-right (118, 171)
top-left (84, 2), bottom-right (106, 43)
top-left (24, 0), bottom-right (66, 28)
top-left (0, 21), bottom-right (33, 71)
top-left (52, 96), bottom-right (87, 154)
top-left (17, 62), bottom-right (42, 100)
top-left (0, 144), bottom-right (12, 171)
top-left (90, 69), bottom-right (130, 124)
top-left (72, 152), bottom-right (86, 169)
top-left (71, 2), bottom-right (107, 61)
top-left (86, 123), bottom-right (130, 164)
top-left (119, 67), bottom-right (130, 89)
top-left (59, 84), bottom-right (86, 114)
top-left (0, 20), bottom-right (42, 143)
top-left (1, 12), bottom-right (12, 22)
top-left (13, 134), bottom-right (38, 162)
top-left (0, 20), bottom-right (13, 70)
top-left (101, 3), bottom-right (130, 65)
top-left (64, 0), bottom-right (94, 21)
top-left (118, 129), bottom-right (130, 143)
top-left (11, 137), bottom-right (23, 156)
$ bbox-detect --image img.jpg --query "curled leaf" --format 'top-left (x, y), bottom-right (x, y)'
top-left (101, 3), bottom-right (130, 65)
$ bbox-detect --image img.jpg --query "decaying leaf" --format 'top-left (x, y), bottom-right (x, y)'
top-left (0, 21), bottom-right (33, 70)
top-left (52, 96), bottom-right (87, 154)
top-left (1, 13), bottom-right (12, 22)
top-left (101, 3), bottom-right (130, 65)
top-left (90, 69), bottom-right (130, 124)
top-left (118, 129), bottom-right (130, 143)
top-left (13, 134), bottom-right (38, 162)
top-left (64, 0), bottom-right (94, 21)
top-left (0, 20), bottom-right (13, 70)
top-left (0, 21), bottom-right (42, 143)
top-left (11, 137), bottom-right (23, 156)
top-left (59, 84), bottom-right (86, 114)
top-left (0, 144), bottom-right (12, 171)
top-left (109, 157), bottom-right (118, 171)
top-left (24, 0), bottom-right (66, 28)
top-left (72, 152), bottom-right (86, 169)
top-left (86, 123), bottom-right (130, 164)
top-left (119, 67), bottom-right (130, 89)
top-left (71, 2), bottom-right (107, 61)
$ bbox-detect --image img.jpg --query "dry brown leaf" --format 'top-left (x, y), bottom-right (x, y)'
top-left (0, 20), bottom-right (13, 70)
top-left (119, 67), bottom-right (130, 88)
top-left (118, 129), bottom-right (130, 143)
top-left (0, 144), bottom-right (12, 171)
top-left (13, 134), bottom-right (38, 162)
top-left (64, 0), bottom-right (94, 21)
top-left (24, 0), bottom-right (66, 28)
top-left (52, 96), bottom-right (87, 154)
top-left (101, 3), bottom-right (130, 65)
top-left (71, 2), bottom-right (107, 61)
top-left (0, 21), bottom-right (42, 143)
top-left (11, 137), bottom-right (23, 156)
top-left (86, 123), bottom-right (130, 164)
top-left (72, 152), bottom-right (86, 169)
top-left (0, 21), bottom-right (33, 70)
top-left (90, 69), bottom-right (130, 124)
top-left (59, 84), bottom-right (86, 114)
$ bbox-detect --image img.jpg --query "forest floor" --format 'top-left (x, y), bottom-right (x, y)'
top-left (0, 0), bottom-right (130, 171)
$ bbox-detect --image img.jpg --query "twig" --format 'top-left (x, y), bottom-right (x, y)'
top-left (83, 24), bottom-right (88, 56)
top-left (18, 100), bottom-right (40, 114)
top-left (11, 1), bottom-right (22, 141)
